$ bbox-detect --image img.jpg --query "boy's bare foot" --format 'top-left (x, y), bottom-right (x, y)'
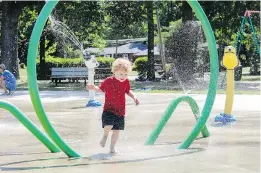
top-left (100, 135), bottom-right (108, 147)
top-left (110, 147), bottom-right (117, 154)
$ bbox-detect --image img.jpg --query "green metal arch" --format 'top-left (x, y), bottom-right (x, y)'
top-left (178, 1), bottom-right (218, 149)
top-left (145, 96), bottom-right (210, 145)
top-left (27, 1), bottom-right (79, 158)
top-left (146, 1), bottom-right (218, 148)
top-left (0, 101), bottom-right (60, 153)
top-left (24, 0), bottom-right (218, 158)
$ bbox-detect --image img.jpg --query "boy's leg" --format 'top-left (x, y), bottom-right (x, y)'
top-left (110, 130), bottom-right (120, 153)
top-left (100, 125), bottom-right (113, 147)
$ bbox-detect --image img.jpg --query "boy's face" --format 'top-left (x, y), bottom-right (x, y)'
top-left (114, 69), bottom-right (128, 82)
top-left (0, 68), bottom-right (3, 73)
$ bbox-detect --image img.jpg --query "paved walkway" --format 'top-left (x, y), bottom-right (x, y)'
top-left (0, 92), bottom-right (260, 173)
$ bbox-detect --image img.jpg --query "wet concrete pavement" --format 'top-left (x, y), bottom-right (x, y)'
top-left (0, 91), bottom-right (260, 173)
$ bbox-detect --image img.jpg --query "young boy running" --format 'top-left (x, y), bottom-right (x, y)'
top-left (87, 58), bottom-right (139, 153)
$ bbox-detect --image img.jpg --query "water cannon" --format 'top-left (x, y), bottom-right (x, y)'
top-left (83, 50), bottom-right (91, 60)
top-left (84, 55), bottom-right (99, 69)
top-left (83, 54), bottom-right (101, 107)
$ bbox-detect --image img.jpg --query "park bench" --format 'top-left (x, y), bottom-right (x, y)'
top-left (50, 67), bottom-right (112, 86)
top-left (50, 67), bottom-right (88, 86)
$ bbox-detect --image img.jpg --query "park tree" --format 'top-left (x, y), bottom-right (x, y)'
top-left (52, 1), bottom-right (107, 51)
top-left (1, 1), bottom-right (260, 81)
top-left (18, 1), bottom-right (107, 79)
top-left (18, 4), bottom-right (44, 65)
top-left (200, 1), bottom-right (260, 74)
top-left (1, 2), bottom-right (25, 78)
top-left (1, 1), bottom-right (38, 79)
top-left (181, 1), bottom-right (193, 22)
top-left (156, 1), bottom-right (182, 27)
top-left (104, 1), bottom-right (147, 57)
top-left (146, 1), bottom-right (155, 81)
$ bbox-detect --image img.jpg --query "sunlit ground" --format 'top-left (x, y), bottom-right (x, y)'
top-left (0, 92), bottom-right (260, 173)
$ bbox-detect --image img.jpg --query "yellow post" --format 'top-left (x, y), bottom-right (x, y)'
top-left (215, 46), bottom-right (239, 123)
top-left (224, 70), bottom-right (234, 115)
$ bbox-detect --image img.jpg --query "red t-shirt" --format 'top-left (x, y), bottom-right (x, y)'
top-left (99, 76), bottom-right (130, 116)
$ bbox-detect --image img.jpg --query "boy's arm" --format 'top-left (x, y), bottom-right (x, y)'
top-left (126, 90), bottom-right (137, 100)
top-left (127, 90), bottom-right (139, 105)
top-left (94, 85), bottom-right (103, 93)
top-left (87, 84), bottom-right (104, 93)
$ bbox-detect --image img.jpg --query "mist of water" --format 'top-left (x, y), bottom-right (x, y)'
top-left (166, 20), bottom-right (209, 94)
top-left (48, 15), bottom-right (85, 57)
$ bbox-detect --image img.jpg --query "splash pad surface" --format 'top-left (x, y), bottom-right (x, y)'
top-left (0, 92), bottom-right (260, 173)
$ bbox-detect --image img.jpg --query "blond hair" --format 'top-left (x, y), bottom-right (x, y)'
top-left (112, 58), bottom-right (132, 73)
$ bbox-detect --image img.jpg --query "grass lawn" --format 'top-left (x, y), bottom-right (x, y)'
top-left (241, 75), bottom-right (261, 81)
top-left (18, 67), bottom-right (27, 82)
top-left (241, 67), bottom-right (260, 81)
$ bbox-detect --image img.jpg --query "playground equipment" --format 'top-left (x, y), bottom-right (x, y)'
top-left (220, 10), bottom-right (260, 87)
top-left (0, 101), bottom-right (60, 153)
top-left (145, 96), bottom-right (210, 146)
top-left (214, 46), bottom-right (239, 123)
top-left (235, 10), bottom-right (260, 57)
top-left (145, 1), bottom-right (219, 148)
top-left (0, 0), bottom-right (218, 157)
top-left (83, 52), bottom-right (102, 107)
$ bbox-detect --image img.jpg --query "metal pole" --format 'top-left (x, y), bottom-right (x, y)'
top-left (248, 16), bottom-right (261, 56)
top-left (156, 8), bottom-right (166, 76)
top-left (234, 17), bottom-right (246, 50)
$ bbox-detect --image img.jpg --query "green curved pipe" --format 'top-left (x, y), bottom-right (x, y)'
top-left (27, 0), bottom-right (80, 157)
top-left (145, 96), bottom-right (209, 145)
top-left (0, 101), bottom-right (60, 153)
top-left (145, 1), bottom-right (218, 148)
top-left (178, 1), bottom-right (218, 149)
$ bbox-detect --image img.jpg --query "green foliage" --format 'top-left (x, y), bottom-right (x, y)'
top-left (54, 1), bottom-right (107, 48)
top-left (45, 40), bottom-right (57, 55)
top-left (133, 56), bottom-right (148, 77)
top-left (199, 1), bottom-right (260, 45)
top-left (104, 1), bottom-right (147, 39)
top-left (18, 5), bottom-right (41, 64)
top-left (96, 57), bottom-right (114, 68)
top-left (156, 1), bottom-right (182, 27)
top-left (36, 56), bottom-right (114, 68)
top-left (161, 19), bottom-right (182, 44)
top-left (36, 56), bottom-right (84, 67)
top-left (14, 0), bottom-right (260, 78)
top-left (36, 56), bottom-right (114, 79)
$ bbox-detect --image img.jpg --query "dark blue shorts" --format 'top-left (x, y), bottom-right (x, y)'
top-left (102, 111), bottom-right (125, 130)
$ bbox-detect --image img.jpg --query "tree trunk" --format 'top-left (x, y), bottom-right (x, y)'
top-left (39, 35), bottom-right (46, 80)
top-left (1, 2), bottom-right (23, 79)
top-left (146, 1), bottom-right (155, 81)
top-left (182, 1), bottom-right (193, 22)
